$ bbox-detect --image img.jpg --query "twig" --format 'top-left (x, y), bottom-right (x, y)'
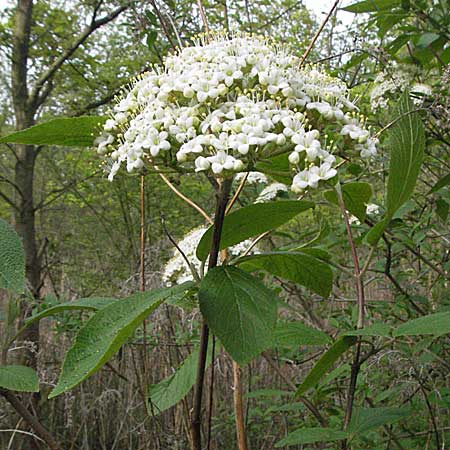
top-left (225, 173), bottom-right (248, 214)
top-left (299, 0), bottom-right (339, 67)
top-left (0, 389), bottom-right (61, 450)
top-left (196, 0), bottom-right (210, 35)
top-left (157, 171), bottom-right (213, 224)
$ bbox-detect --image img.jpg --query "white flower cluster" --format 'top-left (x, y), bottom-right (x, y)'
top-left (349, 203), bottom-right (380, 225)
top-left (96, 33), bottom-right (377, 193)
top-left (256, 183), bottom-right (289, 202)
top-left (162, 226), bottom-right (259, 286)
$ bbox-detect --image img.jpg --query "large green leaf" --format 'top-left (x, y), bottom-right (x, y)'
top-left (0, 365), bottom-right (39, 392)
top-left (199, 266), bottom-right (278, 365)
top-left (324, 182), bottom-right (372, 222)
top-left (0, 219), bottom-right (25, 293)
top-left (430, 172), bottom-right (450, 193)
top-left (0, 116), bottom-right (106, 147)
top-left (236, 251), bottom-right (333, 297)
top-left (347, 407), bottom-right (410, 436)
top-left (367, 92), bottom-right (425, 244)
top-left (196, 200), bottom-right (314, 261)
top-left (275, 321), bottom-right (331, 347)
top-left (343, 0), bottom-right (401, 13)
top-left (148, 344), bottom-right (213, 414)
top-left (23, 297), bottom-right (117, 329)
top-left (342, 322), bottom-right (392, 337)
top-left (385, 93), bottom-right (425, 217)
top-left (393, 311), bottom-right (450, 337)
top-left (275, 427), bottom-right (349, 447)
top-left (295, 336), bottom-right (357, 397)
top-left (49, 284), bottom-right (188, 398)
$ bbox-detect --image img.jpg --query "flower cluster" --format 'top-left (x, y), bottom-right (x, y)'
top-left (96, 33), bottom-right (377, 193)
top-left (162, 226), bottom-right (259, 286)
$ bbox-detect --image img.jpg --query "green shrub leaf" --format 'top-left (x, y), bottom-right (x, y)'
top-left (295, 336), bottom-right (357, 397)
top-left (0, 219), bottom-right (25, 293)
top-left (275, 427), bottom-right (349, 447)
top-left (393, 311), bottom-right (450, 337)
top-left (0, 365), bottom-right (39, 392)
top-left (49, 284), bottom-right (188, 398)
top-left (0, 116), bottom-right (106, 147)
top-left (347, 407), bottom-right (410, 436)
top-left (148, 343), bottom-right (214, 414)
top-left (324, 182), bottom-right (372, 222)
top-left (236, 251), bottom-right (333, 297)
top-left (196, 200), bottom-right (314, 261)
top-left (343, 0), bottom-right (401, 13)
top-left (275, 321), bottom-right (331, 347)
top-left (199, 266), bottom-right (278, 365)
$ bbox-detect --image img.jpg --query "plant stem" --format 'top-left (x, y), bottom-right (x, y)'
top-left (191, 178), bottom-right (232, 450)
top-left (335, 183), bottom-right (366, 450)
top-left (0, 389), bottom-right (61, 450)
top-left (233, 362), bottom-right (249, 450)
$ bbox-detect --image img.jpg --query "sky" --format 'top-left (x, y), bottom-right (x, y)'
top-left (0, 0), bottom-right (358, 21)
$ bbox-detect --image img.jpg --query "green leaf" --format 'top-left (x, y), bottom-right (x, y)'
top-left (324, 182), bottom-right (372, 222)
top-left (0, 365), bottom-right (39, 392)
top-left (196, 200), bottom-right (314, 261)
top-left (23, 297), bottom-right (117, 330)
top-left (146, 30), bottom-right (157, 49)
top-left (0, 219), bottom-right (25, 293)
top-left (0, 116), bottom-right (107, 147)
top-left (416, 32), bottom-right (440, 49)
top-left (430, 173), bottom-right (450, 193)
top-left (255, 153), bottom-right (292, 184)
top-left (436, 198), bottom-right (449, 222)
top-left (295, 336), bottom-right (357, 397)
top-left (386, 92), bottom-right (425, 218)
top-left (347, 407), bottom-right (410, 436)
top-left (393, 311), bottom-right (450, 337)
top-left (49, 284), bottom-right (188, 398)
top-left (341, 322), bottom-right (392, 337)
top-left (275, 428), bottom-right (349, 447)
top-left (236, 251), bottom-right (333, 297)
top-left (198, 266), bottom-right (278, 365)
top-left (275, 321), bottom-right (331, 347)
top-left (343, 0), bottom-right (401, 13)
top-left (148, 344), bottom-right (213, 414)
top-left (368, 92), bottom-right (425, 245)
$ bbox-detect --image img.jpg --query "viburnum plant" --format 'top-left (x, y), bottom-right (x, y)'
top-left (1, 30), bottom-right (438, 450)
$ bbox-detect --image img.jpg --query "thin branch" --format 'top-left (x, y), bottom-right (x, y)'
top-left (299, 0), bottom-right (339, 67)
top-left (0, 389), bottom-right (61, 450)
top-left (157, 171), bottom-right (213, 224)
top-left (226, 173), bottom-right (248, 214)
top-left (29, 3), bottom-right (130, 109)
top-left (196, 0), bottom-right (210, 35)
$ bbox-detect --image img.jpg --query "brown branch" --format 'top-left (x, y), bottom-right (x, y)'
top-left (0, 389), bottom-right (61, 450)
top-left (233, 362), bottom-right (249, 450)
top-left (299, 0), bottom-right (339, 67)
top-left (29, 3), bottom-right (130, 110)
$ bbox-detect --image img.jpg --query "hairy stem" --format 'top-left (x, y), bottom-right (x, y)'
top-left (191, 179), bottom-right (232, 450)
top-left (335, 183), bottom-right (366, 449)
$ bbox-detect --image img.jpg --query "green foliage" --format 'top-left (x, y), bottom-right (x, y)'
top-left (324, 182), bottom-right (373, 222)
top-left (367, 92), bottom-right (425, 244)
top-left (236, 251), bottom-right (333, 297)
top-left (275, 321), bottom-right (331, 347)
top-left (295, 337), bottom-right (357, 397)
top-left (196, 200), bottom-right (314, 261)
top-left (0, 116), bottom-right (106, 147)
top-left (393, 311), bottom-right (450, 337)
top-left (0, 219), bottom-right (25, 293)
top-left (347, 407), bottom-right (410, 435)
top-left (198, 266), bottom-right (278, 365)
top-left (148, 344), bottom-right (213, 414)
top-left (342, 322), bottom-right (391, 337)
top-left (275, 427), bottom-right (349, 447)
top-left (49, 284), bottom-right (189, 398)
top-left (343, 0), bottom-right (401, 13)
top-left (0, 365), bottom-right (39, 392)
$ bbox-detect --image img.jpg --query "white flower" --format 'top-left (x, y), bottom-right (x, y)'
top-left (96, 33), bottom-right (377, 189)
top-left (256, 183), bottom-right (288, 202)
